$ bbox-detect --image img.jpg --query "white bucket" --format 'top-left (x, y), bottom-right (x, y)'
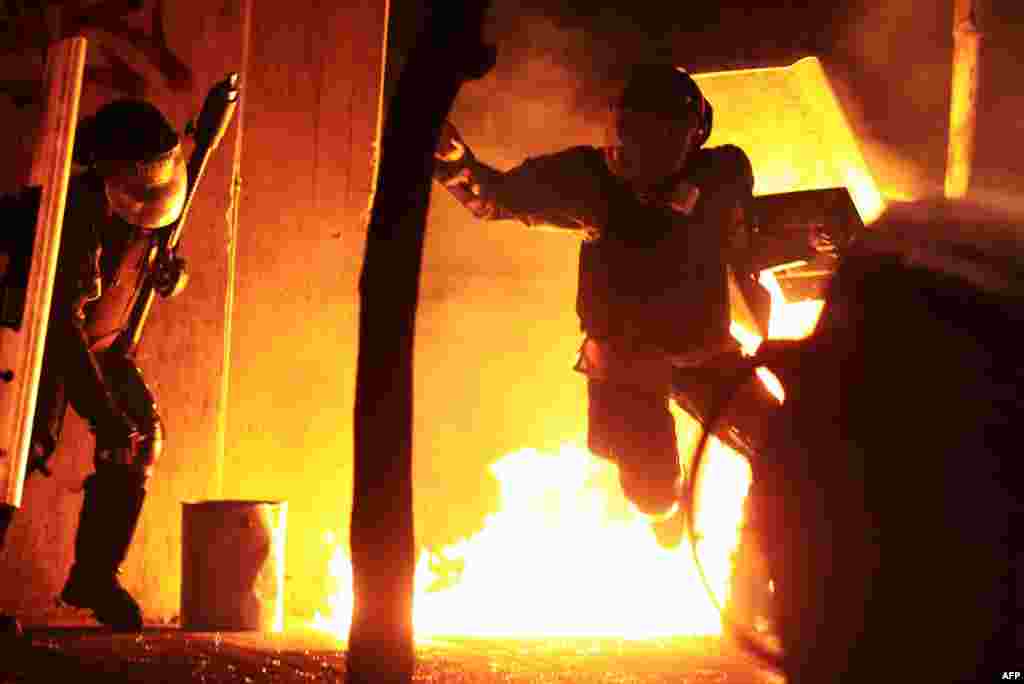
top-left (181, 500), bottom-right (287, 631)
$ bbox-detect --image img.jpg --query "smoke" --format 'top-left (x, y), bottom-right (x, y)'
top-left (390, 0), bottom-right (1023, 204)
top-left (823, 0), bottom-right (954, 200)
top-left (825, 0), bottom-right (1024, 207)
top-left (453, 0), bottom-right (950, 202)
top-left (838, 0), bottom-right (1024, 209)
top-left (454, 9), bottom-right (618, 161)
top-left (822, 61), bottom-right (940, 201)
top-left (474, 0), bottom-right (1022, 207)
top-left (969, 3), bottom-right (1024, 205)
top-left (452, 1), bottom-right (765, 154)
top-left (403, 0), bottom-right (1024, 553)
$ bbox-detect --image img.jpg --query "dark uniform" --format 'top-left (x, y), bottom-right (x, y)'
top-left (1, 176), bottom-right (166, 473)
top-left (0, 99), bottom-right (187, 632)
top-left (433, 71), bottom-right (754, 534)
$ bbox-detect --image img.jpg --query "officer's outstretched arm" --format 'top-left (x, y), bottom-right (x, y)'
top-left (433, 122), bottom-right (600, 241)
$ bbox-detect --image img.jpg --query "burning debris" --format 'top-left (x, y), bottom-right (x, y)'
top-left (330, 50), bottom-right (883, 656)
top-left (313, 273), bottom-right (826, 642)
top-left (314, 442), bottom-right (750, 640)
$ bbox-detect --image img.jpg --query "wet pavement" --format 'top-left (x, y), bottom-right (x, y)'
top-left (1, 623), bottom-right (784, 683)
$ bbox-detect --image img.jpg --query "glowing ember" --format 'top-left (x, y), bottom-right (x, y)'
top-left (844, 165), bottom-right (886, 226)
top-left (730, 270), bottom-right (825, 403)
top-left (729, 320), bottom-right (763, 358)
top-left (312, 269), bottom-right (826, 642)
top-left (759, 271), bottom-right (826, 341)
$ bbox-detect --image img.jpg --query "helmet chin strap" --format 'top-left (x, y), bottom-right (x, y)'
top-left (602, 111), bottom-right (694, 188)
top-left (603, 144), bottom-right (691, 191)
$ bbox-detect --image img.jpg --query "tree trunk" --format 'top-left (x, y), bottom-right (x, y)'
top-left (347, 3), bottom-right (494, 683)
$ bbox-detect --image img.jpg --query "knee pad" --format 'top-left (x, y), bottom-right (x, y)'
top-left (135, 419), bottom-right (163, 482)
top-left (94, 418), bottom-right (163, 483)
top-left (97, 354), bottom-right (162, 481)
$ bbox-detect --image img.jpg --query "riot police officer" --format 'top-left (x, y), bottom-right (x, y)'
top-left (433, 64), bottom-right (755, 548)
top-left (0, 98), bottom-right (188, 633)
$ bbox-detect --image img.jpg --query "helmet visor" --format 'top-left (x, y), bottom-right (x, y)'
top-left (102, 144), bottom-right (187, 229)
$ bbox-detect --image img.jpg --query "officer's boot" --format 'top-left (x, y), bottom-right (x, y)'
top-left (650, 477), bottom-right (688, 550)
top-left (60, 466), bottom-right (145, 631)
top-left (651, 507), bottom-right (687, 550)
top-left (0, 504), bottom-right (24, 638)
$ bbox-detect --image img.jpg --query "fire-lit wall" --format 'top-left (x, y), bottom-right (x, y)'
top-left (219, 1), bottom-right (385, 619)
top-left (229, 26), bottom-right (884, 623)
top-left (3, 0), bottom-right (1020, 628)
top-left (0, 1), bottom-right (244, 622)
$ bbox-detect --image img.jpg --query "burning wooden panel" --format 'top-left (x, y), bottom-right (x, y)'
top-left (748, 187), bottom-right (864, 304)
top-left (308, 58), bottom-right (891, 645)
top-left (694, 56), bottom-right (883, 222)
top-left (692, 57), bottom-right (883, 336)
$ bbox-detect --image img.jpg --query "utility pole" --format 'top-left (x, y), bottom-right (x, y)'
top-left (347, 3), bottom-right (494, 682)
top-left (943, 0), bottom-right (982, 199)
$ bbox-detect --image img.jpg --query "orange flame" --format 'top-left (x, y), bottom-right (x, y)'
top-left (730, 269), bottom-right (827, 403)
top-left (313, 442), bottom-right (750, 640)
top-left (312, 270), bottom-right (825, 641)
top-left (305, 56), bottom-right (882, 644)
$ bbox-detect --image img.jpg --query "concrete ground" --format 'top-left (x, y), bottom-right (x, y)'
top-left (1, 621), bottom-right (785, 684)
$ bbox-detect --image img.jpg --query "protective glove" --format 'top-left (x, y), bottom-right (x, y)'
top-left (153, 250), bottom-right (189, 298)
top-left (435, 121), bottom-right (466, 162)
top-left (439, 166), bottom-right (498, 219)
top-left (809, 223), bottom-right (845, 257)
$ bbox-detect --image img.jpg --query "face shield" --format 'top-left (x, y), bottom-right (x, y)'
top-left (99, 143), bottom-right (187, 230)
top-left (605, 106), bottom-right (700, 185)
top-left (605, 66), bottom-right (712, 186)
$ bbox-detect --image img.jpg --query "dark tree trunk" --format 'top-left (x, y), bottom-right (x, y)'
top-left (347, 3), bottom-right (494, 684)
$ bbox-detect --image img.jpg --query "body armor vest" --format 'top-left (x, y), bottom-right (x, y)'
top-left (574, 147), bottom-right (732, 355)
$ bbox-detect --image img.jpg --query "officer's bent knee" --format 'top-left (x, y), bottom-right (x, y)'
top-left (619, 468), bottom-right (678, 518)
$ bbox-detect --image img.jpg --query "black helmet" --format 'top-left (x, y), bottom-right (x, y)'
top-left (74, 99), bottom-right (186, 229)
top-left (616, 64), bottom-right (713, 148)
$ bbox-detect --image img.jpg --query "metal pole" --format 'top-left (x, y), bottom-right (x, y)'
top-left (347, 2), bottom-right (494, 681)
top-left (216, 0), bottom-right (254, 500)
top-left (944, 0), bottom-right (982, 199)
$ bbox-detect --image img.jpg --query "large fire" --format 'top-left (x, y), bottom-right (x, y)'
top-left (311, 270), bottom-right (825, 642)
top-left (313, 440), bottom-right (750, 640)
top-left (308, 55), bottom-right (881, 642)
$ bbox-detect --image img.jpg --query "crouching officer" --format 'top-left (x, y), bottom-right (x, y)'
top-left (0, 98), bottom-right (188, 633)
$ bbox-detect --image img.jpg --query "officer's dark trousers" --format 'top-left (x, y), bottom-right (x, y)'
top-left (586, 379), bottom-right (680, 517)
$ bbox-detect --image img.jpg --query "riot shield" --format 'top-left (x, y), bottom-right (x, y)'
top-left (0, 37), bottom-right (87, 509)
